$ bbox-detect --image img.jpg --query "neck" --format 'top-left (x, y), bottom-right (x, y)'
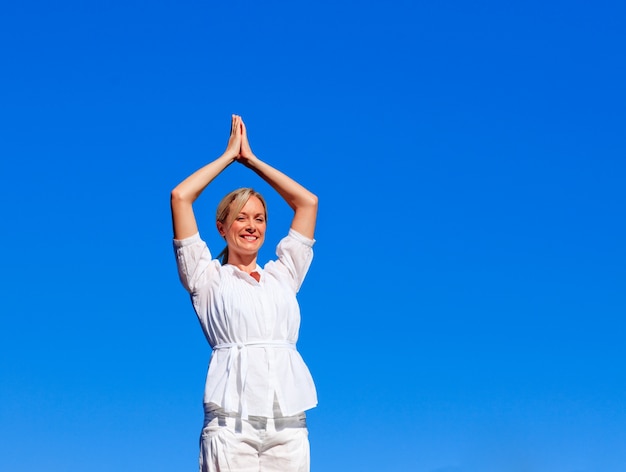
top-left (227, 253), bottom-right (258, 273)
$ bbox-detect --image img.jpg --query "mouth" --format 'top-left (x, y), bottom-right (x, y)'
top-left (241, 235), bottom-right (259, 242)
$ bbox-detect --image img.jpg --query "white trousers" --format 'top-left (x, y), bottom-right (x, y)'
top-left (199, 404), bottom-right (310, 472)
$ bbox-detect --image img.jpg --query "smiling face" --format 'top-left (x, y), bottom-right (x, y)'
top-left (217, 195), bottom-right (267, 262)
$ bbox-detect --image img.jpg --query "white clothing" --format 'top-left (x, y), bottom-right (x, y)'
top-left (199, 401), bottom-right (309, 472)
top-left (174, 229), bottom-right (318, 418)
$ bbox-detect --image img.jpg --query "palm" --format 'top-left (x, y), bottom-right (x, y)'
top-left (225, 115), bottom-right (242, 157)
top-left (240, 120), bottom-right (255, 160)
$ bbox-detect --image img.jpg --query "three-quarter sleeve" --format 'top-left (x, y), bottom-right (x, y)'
top-left (173, 232), bottom-right (215, 293)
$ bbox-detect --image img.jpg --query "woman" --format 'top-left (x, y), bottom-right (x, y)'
top-left (171, 114), bottom-right (318, 472)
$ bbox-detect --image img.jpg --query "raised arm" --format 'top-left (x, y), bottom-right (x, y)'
top-left (238, 119), bottom-right (318, 239)
top-left (170, 115), bottom-right (242, 240)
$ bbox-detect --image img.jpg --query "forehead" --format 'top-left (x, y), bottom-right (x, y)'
top-left (237, 196), bottom-right (265, 214)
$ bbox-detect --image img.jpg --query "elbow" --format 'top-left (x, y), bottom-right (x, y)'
top-left (292, 193), bottom-right (317, 216)
top-left (170, 188), bottom-right (181, 202)
top-left (170, 186), bottom-right (190, 204)
top-left (298, 192), bottom-right (318, 211)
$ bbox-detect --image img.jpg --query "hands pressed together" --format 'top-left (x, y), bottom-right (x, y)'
top-left (225, 114), bottom-right (256, 165)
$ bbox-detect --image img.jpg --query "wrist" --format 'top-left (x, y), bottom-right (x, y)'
top-left (241, 154), bottom-right (260, 167)
top-left (222, 150), bottom-right (239, 161)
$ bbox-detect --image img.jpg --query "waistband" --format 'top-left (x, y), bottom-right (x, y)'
top-left (212, 340), bottom-right (296, 350)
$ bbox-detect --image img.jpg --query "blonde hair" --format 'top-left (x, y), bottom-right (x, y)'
top-left (215, 188), bottom-right (268, 264)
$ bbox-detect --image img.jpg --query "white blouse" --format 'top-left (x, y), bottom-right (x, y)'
top-left (173, 229), bottom-right (318, 418)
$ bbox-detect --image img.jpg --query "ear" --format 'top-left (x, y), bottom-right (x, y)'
top-left (216, 221), bottom-right (226, 238)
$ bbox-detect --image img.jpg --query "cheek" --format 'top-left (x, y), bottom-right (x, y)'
top-left (227, 222), bottom-right (243, 233)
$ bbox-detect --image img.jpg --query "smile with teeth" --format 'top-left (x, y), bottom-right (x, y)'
top-left (242, 235), bottom-right (258, 241)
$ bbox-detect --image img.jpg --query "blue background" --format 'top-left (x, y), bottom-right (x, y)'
top-left (1, 1), bottom-right (625, 471)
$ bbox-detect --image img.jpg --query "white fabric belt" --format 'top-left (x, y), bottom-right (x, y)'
top-left (212, 341), bottom-right (296, 419)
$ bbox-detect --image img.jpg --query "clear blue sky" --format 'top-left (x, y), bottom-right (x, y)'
top-left (1, 1), bottom-right (625, 471)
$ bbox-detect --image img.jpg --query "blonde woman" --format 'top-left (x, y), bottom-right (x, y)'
top-left (171, 115), bottom-right (318, 472)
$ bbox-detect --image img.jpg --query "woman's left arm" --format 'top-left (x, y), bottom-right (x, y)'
top-left (237, 119), bottom-right (318, 239)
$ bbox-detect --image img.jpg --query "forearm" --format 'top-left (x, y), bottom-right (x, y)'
top-left (171, 153), bottom-right (235, 204)
top-left (170, 152), bottom-right (235, 239)
top-left (245, 155), bottom-right (318, 238)
top-left (247, 156), bottom-right (316, 209)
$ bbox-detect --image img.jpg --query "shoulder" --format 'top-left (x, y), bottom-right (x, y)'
top-left (263, 229), bottom-right (315, 291)
top-left (173, 232), bottom-right (222, 292)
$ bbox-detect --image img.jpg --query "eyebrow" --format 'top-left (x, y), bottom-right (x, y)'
top-left (238, 211), bottom-right (265, 217)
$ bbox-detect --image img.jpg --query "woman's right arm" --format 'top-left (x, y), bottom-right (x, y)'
top-left (170, 115), bottom-right (242, 240)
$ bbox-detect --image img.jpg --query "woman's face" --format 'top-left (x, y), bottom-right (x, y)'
top-left (219, 196), bottom-right (267, 259)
